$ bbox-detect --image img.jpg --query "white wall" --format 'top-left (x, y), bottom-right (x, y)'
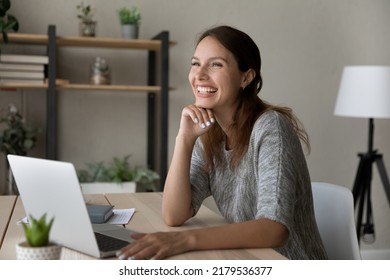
top-left (1, 0), bottom-right (390, 254)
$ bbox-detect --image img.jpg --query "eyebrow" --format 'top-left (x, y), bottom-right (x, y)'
top-left (191, 56), bottom-right (229, 62)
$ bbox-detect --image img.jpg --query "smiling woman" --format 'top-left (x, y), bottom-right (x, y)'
top-left (116, 25), bottom-right (327, 260)
top-left (189, 36), bottom-right (251, 115)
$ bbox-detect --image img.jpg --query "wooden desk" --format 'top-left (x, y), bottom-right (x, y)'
top-left (0, 195), bottom-right (17, 250)
top-left (0, 193), bottom-right (286, 260)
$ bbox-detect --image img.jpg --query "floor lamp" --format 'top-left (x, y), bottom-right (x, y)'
top-left (334, 66), bottom-right (390, 244)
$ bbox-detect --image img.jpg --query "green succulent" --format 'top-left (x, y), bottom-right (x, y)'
top-left (118, 6), bottom-right (141, 25)
top-left (77, 155), bottom-right (159, 191)
top-left (22, 214), bottom-right (54, 247)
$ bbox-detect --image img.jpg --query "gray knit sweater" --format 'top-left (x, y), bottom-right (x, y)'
top-left (190, 111), bottom-right (327, 259)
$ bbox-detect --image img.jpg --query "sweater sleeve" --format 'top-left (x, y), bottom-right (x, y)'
top-left (189, 139), bottom-right (211, 215)
top-left (253, 112), bottom-right (303, 233)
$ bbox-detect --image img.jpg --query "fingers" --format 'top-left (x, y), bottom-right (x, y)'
top-left (184, 105), bottom-right (215, 129)
top-left (116, 239), bottom-right (157, 260)
top-left (117, 243), bottom-right (160, 260)
top-left (116, 233), bottom-right (166, 260)
top-left (199, 107), bottom-right (215, 129)
top-left (116, 232), bottom-right (186, 260)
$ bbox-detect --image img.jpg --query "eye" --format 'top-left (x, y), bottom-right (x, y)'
top-left (210, 62), bottom-right (223, 68)
top-left (191, 61), bottom-right (200, 67)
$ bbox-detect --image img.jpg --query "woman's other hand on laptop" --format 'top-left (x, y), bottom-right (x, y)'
top-left (116, 231), bottom-right (194, 260)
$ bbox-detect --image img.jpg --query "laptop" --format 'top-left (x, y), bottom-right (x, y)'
top-left (7, 154), bottom-right (135, 258)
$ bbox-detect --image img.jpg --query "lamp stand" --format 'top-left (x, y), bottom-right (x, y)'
top-left (352, 118), bottom-right (390, 244)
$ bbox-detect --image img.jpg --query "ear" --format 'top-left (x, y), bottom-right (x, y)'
top-left (241, 69), bottom-right (256, 88)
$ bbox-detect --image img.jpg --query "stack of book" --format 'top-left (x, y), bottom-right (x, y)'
top-left (0, 54), bottom-right (49, 85)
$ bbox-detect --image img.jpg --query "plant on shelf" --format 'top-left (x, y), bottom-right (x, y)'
top-left (118, 6), bottom-right (141, 25)
top-left (117, 6), bottom-right (141, 39)
top-left (16, 213), bottom-right (61, 260)
top-left (77, 155), bottom-right (159, 192)
top-left (0, 104), bottom-right (39, 156)
top-left (0, 0), bottom-right (19, 50)
top-left (0, 104), bottom-right (40, 194)
top-left (76, 1), bottom-right (96, 37)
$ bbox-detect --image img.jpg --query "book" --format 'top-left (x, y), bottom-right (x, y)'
top-left (86, 204), bottom-right (114, 224)
top-left (0, 63), bottom-right (44, 72)
top-left (0, 70), bottom-right (44, 79)
top-left (0, 54), bottom-right (49, 64)
top-left (0, 78), bottom-right (45, 84)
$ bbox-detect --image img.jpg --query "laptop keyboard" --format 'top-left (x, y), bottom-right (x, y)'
top-left (94, 232), bottom-right (130, 252)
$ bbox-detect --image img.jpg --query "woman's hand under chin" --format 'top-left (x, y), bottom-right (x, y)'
top-left (178, 104), bottom-right (215, 140)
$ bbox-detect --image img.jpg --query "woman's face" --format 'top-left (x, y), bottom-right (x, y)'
top-left (188, 36), bottom-right (247, 113)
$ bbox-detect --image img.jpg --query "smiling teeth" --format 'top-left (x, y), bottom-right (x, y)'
top-left (197, 86), bottom-right (217, 93)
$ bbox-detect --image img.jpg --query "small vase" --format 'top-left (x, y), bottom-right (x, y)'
top-left (121, 24), bottom-right (139, 39)
top-left (79, 20), bottom-right (97, 37)
top-left (16, 242), bottom-right (62, 260)
top-left (89, 57), bottom-right (111, 85)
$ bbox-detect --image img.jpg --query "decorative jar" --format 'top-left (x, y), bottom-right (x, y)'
top-left (89, 57), bottom-right (111, 85)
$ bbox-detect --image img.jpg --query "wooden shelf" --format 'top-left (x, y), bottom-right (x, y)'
top-left (2, 27), bottom-right (172, 190)
top-left (56, 36), bottom-right (163, 50)
top-left (0, 32), bottom-right (48, 44)
top-left (3, 33), bottom-right (175, 51)
top-left (0, 82), bottom-right (164, 92)
top-left (60, 84), bottom-right (162, 92)
top-left (0, 82), bottom-right (47, 89)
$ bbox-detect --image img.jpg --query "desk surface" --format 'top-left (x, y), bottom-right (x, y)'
top-left (0, 195), bottom-right (17, 250)
top-left (0, 193), bottom-right (286, 260)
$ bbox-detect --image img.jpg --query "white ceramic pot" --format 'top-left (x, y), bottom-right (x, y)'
top-left (80, 182), bottom-right (136, 194)
top-left (16, 242), bottom-right (62, 260)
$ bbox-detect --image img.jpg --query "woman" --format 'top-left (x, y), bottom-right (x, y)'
top-left (117, 25), bottom-right (327, 260)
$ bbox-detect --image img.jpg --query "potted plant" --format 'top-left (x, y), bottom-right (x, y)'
top-left (16, 213), bottom-right (61, 260)
top-left (0, 0), bottom-right (19, 51)
top-left (117, 6), bottom-right (141, 39)
top-left (78, 155), bottom-right (159, 193)
top-left (0, 104), bottom-right (40, 194)
top-left (76, 2), bottom-right (96, 37)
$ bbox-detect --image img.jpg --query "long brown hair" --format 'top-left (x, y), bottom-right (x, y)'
top-left (197, 26), bottom-right (310, 171)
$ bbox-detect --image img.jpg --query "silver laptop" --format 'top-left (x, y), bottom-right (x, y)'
top-left (7, 154), bottom-right (135, 258)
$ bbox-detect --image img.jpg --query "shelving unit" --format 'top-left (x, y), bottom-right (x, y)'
top-left (0, 25), bottom-right (173, 190)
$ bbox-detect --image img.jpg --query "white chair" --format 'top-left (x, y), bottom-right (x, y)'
top-left (312, 182), bottom-right (361, 259)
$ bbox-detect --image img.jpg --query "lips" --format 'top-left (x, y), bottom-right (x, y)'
top-left (196, 86), bottom-right (218, 94)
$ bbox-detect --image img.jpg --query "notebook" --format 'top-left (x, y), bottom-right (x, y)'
top-left (86, 204), bottom-right (114, 224)
top-left (7, 154), bottom-right (135, 258)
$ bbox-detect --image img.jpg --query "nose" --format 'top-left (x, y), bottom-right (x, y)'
top-left (194, 65), bottom-right (209, 80)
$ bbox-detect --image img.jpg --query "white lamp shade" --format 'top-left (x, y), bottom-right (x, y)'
top-left (334, 66), bottom-right (390, 119)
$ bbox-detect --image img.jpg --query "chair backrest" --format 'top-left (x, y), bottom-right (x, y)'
top-left (311, 182), bottom-right (361, 260)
